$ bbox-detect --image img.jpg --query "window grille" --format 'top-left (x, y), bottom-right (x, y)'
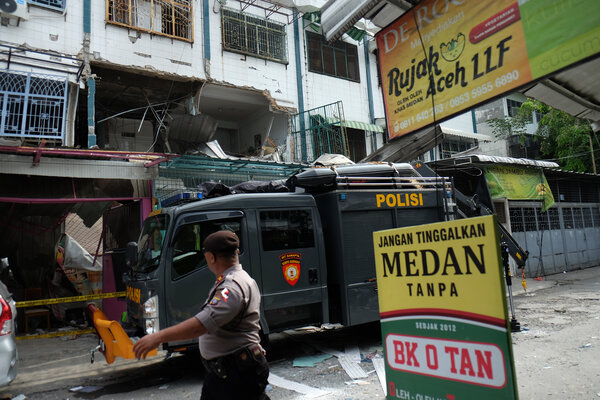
top-left (582, 207), bottom-right (593, 228)
top-left (562, 208), bottom-right (574, 229)
top-left (572, 207), bottom-right (584, 229)
top-left (29, 0), bottom-right (65, 10)
top-left (106, 0), bottom-right (193, 42)
top-left (523, 207), bottom-right (537, 232)
top-left (548, 208), bottom-right (561, 230)
top-left (509, 208), bottom-right (524, 232)
top-left (536, 207), bottom-right (549, 231)
top-left (592, 207), bottom-right (600, 228)
top-left (0, 70), bottom-right (68, 142)
top-left (306, 31), bottom-right (360, 82)
top-left (221, 8), bottom-right (288, 64)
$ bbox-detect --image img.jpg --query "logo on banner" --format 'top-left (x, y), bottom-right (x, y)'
top-left (280, 252), bottom-right (301, 286)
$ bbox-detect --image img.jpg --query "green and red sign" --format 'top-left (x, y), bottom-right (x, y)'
top-left (373, 216), bottom-right (518, 399)
top-left (376, 0), bottom-right (600, 139)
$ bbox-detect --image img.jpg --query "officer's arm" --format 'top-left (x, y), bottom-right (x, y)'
top-left (133, 317), bottom-right (207, 360)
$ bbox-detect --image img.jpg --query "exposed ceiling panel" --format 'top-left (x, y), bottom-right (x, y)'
top-left (321, 0), bottom-right (387, 42)
top-left (198, 83), bottom-right (270, 121)
top-left (522, 57), bottom-right (600, 123)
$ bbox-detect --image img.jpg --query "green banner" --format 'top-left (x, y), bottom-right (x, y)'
top-left (374, 216), bottom-right (519, 399)
top-left (484, 166), bottom-right (554, 211)
top-left (521, 0), bottom-right (600, 79)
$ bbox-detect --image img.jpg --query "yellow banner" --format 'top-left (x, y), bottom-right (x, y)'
top-left (373, 216), bottom-right (507, 326)
top-left (376, 0), bottom-right (600, 139)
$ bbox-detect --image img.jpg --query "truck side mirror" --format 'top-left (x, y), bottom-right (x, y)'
top-left (125, 242), bottom-right (138, 268)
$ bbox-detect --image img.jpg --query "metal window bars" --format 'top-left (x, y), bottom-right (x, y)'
top-left (29, 0), bottom-right (66, 11)
top-left (0, 70), bottom-right (68, 142)
top-left (221, 7), bottom-right (288, 63)
top-left (106, 0), bottom-right (193, 42)
top-left (290, 101), bottom-right (350, 163)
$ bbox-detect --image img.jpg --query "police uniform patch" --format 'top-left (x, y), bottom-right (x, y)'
top-left (221, 288), bottom-right (229, 302)
top-left (210, 295), bottom-right (222, 305)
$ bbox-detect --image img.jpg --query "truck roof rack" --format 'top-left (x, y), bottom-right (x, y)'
top-left (160, 190), bottom-right (203, 208)
top-left (334, 175), bottom-right (452, 190)
top-left (287, 162), bottom-right (453, 193)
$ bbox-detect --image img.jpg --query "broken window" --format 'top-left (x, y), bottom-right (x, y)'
top-left (29, 0), bottom-right (66, 11)
top-left (306, 31), bottom-right (360, 82)
top-left (0, 70), bottom-right (68, 143)
top-left (221, 8), bottom-right (288, 64)
top-left (106, 0), bottom-right (193, 42)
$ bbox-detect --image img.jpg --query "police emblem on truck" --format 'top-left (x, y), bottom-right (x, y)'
top-left (280, 252), bottom-right (301, 286)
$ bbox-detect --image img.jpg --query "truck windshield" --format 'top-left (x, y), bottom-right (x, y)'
top-left (133, 213), bottom-right (170, 273)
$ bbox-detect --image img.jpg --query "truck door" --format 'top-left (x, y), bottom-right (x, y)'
top-left (256, 208), bottom-right (327, 332)
top-left (163, 211), bottom-right (247, 330)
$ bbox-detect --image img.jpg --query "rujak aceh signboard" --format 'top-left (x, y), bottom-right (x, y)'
top-left (376, 0), bottom-right (600, 139)
top-left (373, 215), bottom-right (518, 399)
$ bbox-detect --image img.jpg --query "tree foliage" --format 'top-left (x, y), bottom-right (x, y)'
top-left (488, 98), bottom-right (598, 173)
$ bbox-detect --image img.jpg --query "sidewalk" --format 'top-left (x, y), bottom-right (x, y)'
top-left (509, 264), bottom-right (600, 297)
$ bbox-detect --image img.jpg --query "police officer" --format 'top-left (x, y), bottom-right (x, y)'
top-left (133, 230), bottom-right (270, 400)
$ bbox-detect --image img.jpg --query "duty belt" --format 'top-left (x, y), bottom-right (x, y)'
top-left (202, 344), bottom-right (265, 379)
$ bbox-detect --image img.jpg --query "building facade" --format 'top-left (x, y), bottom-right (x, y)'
top-left (1, 0), bottom-right (387, 163)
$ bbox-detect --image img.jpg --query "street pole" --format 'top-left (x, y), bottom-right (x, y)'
top-left (590, 133), bottom-right (597, 175)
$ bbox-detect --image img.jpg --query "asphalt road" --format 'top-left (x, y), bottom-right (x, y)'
top-left (1, 266), bottom-right (599, 400)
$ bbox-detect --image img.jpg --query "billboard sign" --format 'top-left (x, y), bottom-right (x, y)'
top-left (373, 215), bottom-right (518, 399)
top-left (376, 0), bottom-right (600, 139)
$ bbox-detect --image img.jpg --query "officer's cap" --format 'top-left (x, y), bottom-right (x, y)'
top-left (203, 230), bottom-right (239, 254)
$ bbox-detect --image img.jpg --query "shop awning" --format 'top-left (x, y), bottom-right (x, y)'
top-left (324, 117), bottom-right (384, 132)
top-left (441, 127), bottom-right (492, 141)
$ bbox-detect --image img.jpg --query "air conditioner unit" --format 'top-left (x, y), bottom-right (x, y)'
top-left (0, 0), bottom-right (29, 21)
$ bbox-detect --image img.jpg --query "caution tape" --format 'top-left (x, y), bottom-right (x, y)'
top-left (16, 328), bottom-right (96, 341)
top-left (16, 291), bottom-right (126, 308)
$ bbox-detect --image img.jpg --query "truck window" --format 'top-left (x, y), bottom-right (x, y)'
top-left (171, 219), bottom-right (241, 280)
top-left (134, 214), bottom-right (170, 273)
top-left (259, 210), bottom-right (314, 251)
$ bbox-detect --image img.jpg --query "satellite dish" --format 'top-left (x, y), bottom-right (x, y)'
top-left (0, 0), bottom-right (17, 14)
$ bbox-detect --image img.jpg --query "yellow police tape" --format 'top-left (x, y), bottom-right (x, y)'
top-left (16, 328), bottom-right (96, 341)
top-left (16, 291), bottom-right (126, 308)
top-left (15, 292), bottom-right (127, 340)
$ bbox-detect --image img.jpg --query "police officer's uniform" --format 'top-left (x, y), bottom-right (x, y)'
top-left (195, 263), bottom-right (270, 400)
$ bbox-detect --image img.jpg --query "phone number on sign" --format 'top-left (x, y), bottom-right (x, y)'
top-left (395, 104), bottom-right (445, 131)
top-left (448, 70), bottom-right (520, 108)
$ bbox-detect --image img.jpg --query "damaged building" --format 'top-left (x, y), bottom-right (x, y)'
top-left (0, 0), bottom-right (387, 331)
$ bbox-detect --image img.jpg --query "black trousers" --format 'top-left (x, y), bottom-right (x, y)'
top-left (201, 346), bottom-right (270, 400)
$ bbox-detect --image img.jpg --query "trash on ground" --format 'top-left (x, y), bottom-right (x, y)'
top-left (338, 355), bottom-right (367, 379)
top-left (268, 373), bottom-right (329, 397)
top-left (344, 380), bottom-right (370, 385)
top-left (293, 354), bottom-right (332, 367)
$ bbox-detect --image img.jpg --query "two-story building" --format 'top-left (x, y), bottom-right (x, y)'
top-left (0, 0), bottom-right (389, 320)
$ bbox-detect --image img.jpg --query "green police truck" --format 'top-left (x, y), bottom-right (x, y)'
top-left (91, 163), bottom-right (456, 361)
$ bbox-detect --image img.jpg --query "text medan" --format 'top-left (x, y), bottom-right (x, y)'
top-left (379, 223), bottom-right (487, 297)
